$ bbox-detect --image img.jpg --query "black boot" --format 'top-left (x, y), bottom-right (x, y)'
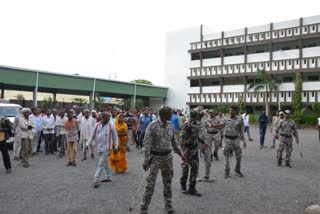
top-left (188, 184), bottom-right (202, 197)
top-left (224, 169), bottom-right (230, 179)
top-left (165, 204), bottom-right (174, 214)
top-left (278, 159), bottom-right (282, 167)
top-left (285, 161), bottom-right (292, 168)
top-left (181, 183), bottom-right (187, 194)
top-left (235, 159), bottom-right (243, 177)
top-left (210, 154), bottom-right (213, 161)
top-left (214, 152), bottom-right (219, 160)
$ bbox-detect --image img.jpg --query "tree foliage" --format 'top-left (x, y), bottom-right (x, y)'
top-left (247, 69), bottom-right (281, 116)
top-left (238, 95), bottom-right (246, 114)
top-left (131, 79), bottom-right (153, 85)
top-left (292, 72), bottom-right (303, 124)
top-left (214, 104), bottom-right (230, 114)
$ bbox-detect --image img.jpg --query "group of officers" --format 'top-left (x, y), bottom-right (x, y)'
top-left (139, 105), bottom-right (299, 214)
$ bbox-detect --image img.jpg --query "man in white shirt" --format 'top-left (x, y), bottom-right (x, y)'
top-left (41, 110), bottom-right (55, 155)
top-left (29, 107), bottom-right (42, 155)
top-left (242, 112), bottom-right (253, 141)
top-left (80, 109), bottom-right (95, 160)
top-left (56, 109), bottom-right (68, 157)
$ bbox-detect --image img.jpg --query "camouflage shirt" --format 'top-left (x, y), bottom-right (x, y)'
top-left (275, 118), bottom-right (298, 139)
top-left (223, 115), bottom-right (246, 141)
top-left (207, 115), bottom-right (224, 133)
top-left (180, 119), bottom-right (207, 151)
top-left (143, 118), bottom-right (182, 159)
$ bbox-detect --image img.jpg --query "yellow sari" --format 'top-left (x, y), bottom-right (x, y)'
top-left (109, 114), bottom-right (128, 172)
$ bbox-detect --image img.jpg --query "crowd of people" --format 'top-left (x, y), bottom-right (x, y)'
top-left (0, 103), bottom-right (317, 214)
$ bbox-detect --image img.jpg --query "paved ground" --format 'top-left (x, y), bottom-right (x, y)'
top-left (0, 127), bottom-right (320, 214)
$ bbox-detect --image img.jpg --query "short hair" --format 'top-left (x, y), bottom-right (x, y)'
top-left (125, 107), bottom-right (130, 111)
top-left (100, 111), bottom-right (111, 117)
top-left (143, 107), bottom-right (149, 111)
top-left (67, 110), bottom-right (74, 114)
top-left (159, 106), bottom-right (172, 116)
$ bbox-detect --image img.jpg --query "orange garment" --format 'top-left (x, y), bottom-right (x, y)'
top-left (65, 118), bottom-right (76, 131)
top-left (109, 114), bottom-right (128, 172)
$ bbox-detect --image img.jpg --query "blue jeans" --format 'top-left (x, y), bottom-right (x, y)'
top-left (244, 126), bottom-right (251, 140)
top-left (94, 151), bottom-right (112, 182)
top-left (259, 126), bottom-right (267, 146)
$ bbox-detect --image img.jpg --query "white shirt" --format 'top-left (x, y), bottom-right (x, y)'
top-left (242, 114), bottom-right (250, 127)
top-left (56, 115), bottom-right (68, 135)
top-left (42, 115), bottom-right (55, 134)
top-left (80, 116), bottom-right (95, 140)
top-left (29, 114), bottom-right (42, 133)
top-left (318, 118), bottom-right (320, 126)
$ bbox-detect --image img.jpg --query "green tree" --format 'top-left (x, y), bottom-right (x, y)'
top-left (214, 104), bottom-right (230, 114)
top-left (238, 95), bottom-right (246, 114)
top-left (248, 69), bottom-right (281, 117)
top-left (311, 102), bottom-right (320, 117)
top-left (72, 97), bottom-right (87, 107)
top-left (42, 96), bottom-right (53, 110)
top-left (131, 79), bottom-right (153, 85)
top-left (292, 72), bottom-right (303, 124)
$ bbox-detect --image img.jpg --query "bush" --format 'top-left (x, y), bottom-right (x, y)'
top-left (304, 115), bottom-right (318, 126)
top-left (249, 114), bottom-right (259, 122)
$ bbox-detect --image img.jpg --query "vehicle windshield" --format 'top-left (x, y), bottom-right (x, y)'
top-left (0, 106), bottom-right (20, 117)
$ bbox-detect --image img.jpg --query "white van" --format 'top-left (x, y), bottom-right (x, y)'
top-left (0, 103), bottom-right (22, 146)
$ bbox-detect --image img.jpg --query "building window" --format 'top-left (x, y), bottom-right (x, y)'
top-left (281, 93), bottom-right (284, 97)
top-left (303, 92), bottom-right (307, 97)
top-left (296, 60), bottom-right (299, 65)
top-left (254, 64), bottom-right (257, 68)
top-left (288, 61), bottom-right (291, 65)
top-left (274, 62), bottom-right (277, 66)
top-left (295, 28), bottom-right (299, 33)
top-left (274, 93), bottom-right (277, 98)
top-left (281, 31), bottom-right (284, 36)
top-left (312, 92), bottom-right (315, 97)
top-left (312, 26), bottom-right (316, 31)
top-left (304, 27), bottom-right (308, 32)
top-left (281, 61), bottom-right (284, 66)
top-left (288, 29), bottom-right (291, 34)
top-left (267, 63), bottom-right (270, 67)
top-left (304, 59), bottom-right (307, 64)
top-left (312, 59), bottom-right (315, 63)
top-left (307, 75), bottom-right (319, 81)
top-left (288, 92), bottom-right (291, 97)
top-left (248, 64), bottom-right (251, 69)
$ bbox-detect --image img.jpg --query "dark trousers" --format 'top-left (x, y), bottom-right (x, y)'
top-left (259, 126), bottom-right (267, 146)
top-left (44, 134), bottom-right (54, 153)
top-left (0, 140), bottom-right (11, 170)
top-left (37, 130), bottom-right (43, 151)
top-left (180, 150), bottom-right (199, 187)
top-left (53, 135), bottom-right (58, 151)
top-left (137, 132), bottom-right (145, 148)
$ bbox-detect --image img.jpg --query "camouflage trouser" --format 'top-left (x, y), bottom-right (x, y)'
top-left (211, 132), bottom-right (222, 154)
top-left (199, 143), bottom-right (211, 178)
top-left (276, 137), bottom-right (293, 163)
top-left (141, 154), bottom-right (173, 212)
top-left (180, 149), bottom-right (199, 186)
top-left (223, 138), bottom-right (242, 174)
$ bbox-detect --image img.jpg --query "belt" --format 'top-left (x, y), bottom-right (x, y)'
top-left (280, 133), bottom-right (292, 138)
top-left (150, 150), bottom-right (171, 156)
top-left (208, 131), bottom-right (218, 134)
top-left (224, 135), bottom-right (238, 140)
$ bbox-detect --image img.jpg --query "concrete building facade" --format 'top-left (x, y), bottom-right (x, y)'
top-left (165, 15), bottom-right (320, 113)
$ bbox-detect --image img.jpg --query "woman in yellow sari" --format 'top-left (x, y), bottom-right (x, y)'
top-left (109, 113), bottom-right (128, 172)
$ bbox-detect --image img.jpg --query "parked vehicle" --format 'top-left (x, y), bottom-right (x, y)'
top-left (0, 103), bottom-right (22, 149)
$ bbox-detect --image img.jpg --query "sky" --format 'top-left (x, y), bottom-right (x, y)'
top-left (0, 0), bottom-right (319, 86)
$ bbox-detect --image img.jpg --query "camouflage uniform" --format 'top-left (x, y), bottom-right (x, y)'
top-left (199, 111), bottom-right (212, 179)
top-left (275, 118), bottom-right (299, 166)
top-left (180, 115), bottom-right (207, 195)
top-left (140, 118), bottom-right (182, 214)
top-left (208, 114), bottom-right (223, 161)
top-left (223, 115), bottom-right (246, 177)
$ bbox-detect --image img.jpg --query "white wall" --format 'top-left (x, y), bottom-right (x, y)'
top-left (202, 86), bottom-right (220, 93)
top-left (188, 87), bottom-right (200, 93)
top-left (247, 52), bottom-right (270, 63)
top-left (164, 27), bottom-right (200, 110)
top-left (278, 83), bottom-right (294, 91)
top-left (203, 58), bottom-right (221, 66)
top-left (303, 82), bottom-right (320, 91)
top-left (223, 85), bottom-right (244, 92)
top-left (224, 55), bottom-right (244, 65)
top-left (273, 19), bottom-right (299, 30)
top-left (273, 49), bottom-right (299, 60)
top-left (303, 46), bottom-right (320, 58)
top-left (190, 60), bottom-right (200, 68)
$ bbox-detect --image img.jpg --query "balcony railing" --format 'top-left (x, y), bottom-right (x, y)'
top-left (188, 56), bottom-right (320, 78)
top-left (188, 91), bottom-right (320, 104)
top-left (190, 23), bottom-right (320, 51)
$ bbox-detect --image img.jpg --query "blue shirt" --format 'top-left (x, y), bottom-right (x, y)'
top-left (170, 114), bottom-right (180, 131)
top-left (259, 113), bottom-right (269, 127)
top-left (140, 114), bottom-right (153, 133)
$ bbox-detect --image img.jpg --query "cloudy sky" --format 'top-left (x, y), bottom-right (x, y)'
top-left (0, 0), bottom-right (319, 86)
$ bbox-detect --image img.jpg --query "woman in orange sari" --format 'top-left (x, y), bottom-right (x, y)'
top-left (109, 113), bottom-right (128, 172)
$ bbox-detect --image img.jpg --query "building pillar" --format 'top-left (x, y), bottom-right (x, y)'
top-left (33, 87), bottom-right (37, 107)
top-left (90, 92), bottom-right (95, 110)
top-left (1, 87), bottom-right (4, 99)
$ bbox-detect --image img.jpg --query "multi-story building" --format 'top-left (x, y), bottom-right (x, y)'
top-left (164, 15), bottom-right (320, 113)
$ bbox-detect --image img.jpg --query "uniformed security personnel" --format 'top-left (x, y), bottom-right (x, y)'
top-left (140, 106), bottom-right (185, 214)
top-left (180, 108), bottom-right (208, 196)
top-left (275, 110), bottom-right (299, 168)
top-left (223, 107), bottom-right (246, 178)
top-left (208, 111), bottom-right (224, 161)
